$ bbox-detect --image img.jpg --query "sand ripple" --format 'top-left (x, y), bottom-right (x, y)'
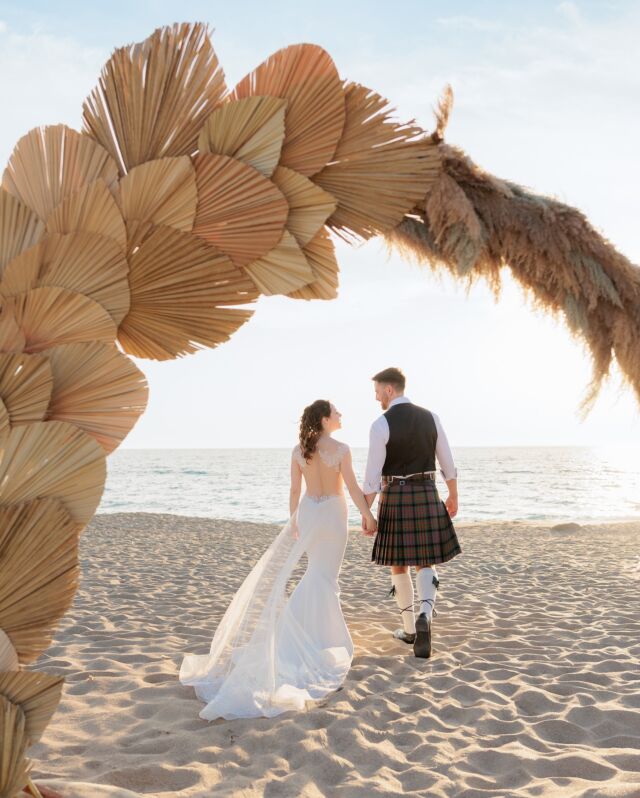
top-left (29, 514), bottom-right (640, 797)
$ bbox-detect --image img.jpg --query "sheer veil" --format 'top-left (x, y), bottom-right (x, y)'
top-left (179, 510), bottom-right (311, 719)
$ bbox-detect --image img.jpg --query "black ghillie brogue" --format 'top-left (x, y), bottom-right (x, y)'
top-left (392, 628), bottom-right (416, 644)
top-left (414, 612), bottom-right (432, 658)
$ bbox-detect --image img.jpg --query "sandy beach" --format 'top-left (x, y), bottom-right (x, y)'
top-left (26, 512), bottom-right (640, 798)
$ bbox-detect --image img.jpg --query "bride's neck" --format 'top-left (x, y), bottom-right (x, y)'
top-left (318, 431), bottom-right (332, 442)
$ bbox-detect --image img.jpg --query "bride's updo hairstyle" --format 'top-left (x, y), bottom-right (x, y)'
top-left (299, 399), bottom-right (331, 462)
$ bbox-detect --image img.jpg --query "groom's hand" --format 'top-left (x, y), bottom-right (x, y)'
top-left (445, 494), bottom-right (458, 518)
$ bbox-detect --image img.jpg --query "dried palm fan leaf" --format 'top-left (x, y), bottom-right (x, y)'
top-left (45, 342), bottom-right (149, 453)
top-left (0, 240), bottom-right (43, 294)
top-left (385, 141), bottom-right (640, 410)
top-left (192, 153), bottom-right (289, 266)
top-left (0, 631), bottom-right (18, 671)
top-left (0, 696), bottom-right (29, 797)
top-left (0, 294), bottom-right (26, 354)
top-left (314, 82), bottom-right (441, 242)
top-left (245, 230), bottom-right (315, 295)
top-left (10, 286), bottom-right (118, 353)
top-left (230, 43), bottom-right (345, 177)
top-left (1, 125), bottom-right (119, 222)
top-left (2, 232), bottom-right (130, 326)
top-left (0, 420), bottom-right (106, 524)
top-left (118, 225), bottom-right (256, 360)
top-left (0, 354), bottom-right (52, 427)
top-left (0, 399), bottom-right (8, 440)
top-left (45, 179), bottom-right (127, 251)
top-left (82, 22), bottom-right (226, 174)
top-left (287, 227), bottom-right (339, 300)
top-left (124, 219), bottom-right (156, 258)
top-left (0, 190), bottom-right (44, 278)
top-left (0, 499), bottom-right (80, 664)
top-left (116, 156), bottom-right (197, 232)
top-left (271, 166), bottom-right (337, 247)
top-left (1, 679), bottom-right (60, 798)
top-left (0, 670), bottom-right (64, 742)
top-left (197, 96), bottom-right (287, 178)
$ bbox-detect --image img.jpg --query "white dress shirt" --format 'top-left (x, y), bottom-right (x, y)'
top-left (362, 396), bottom-right (458, 495)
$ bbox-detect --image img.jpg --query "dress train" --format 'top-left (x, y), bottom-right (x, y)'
top-left (179, 492), bottom-right (352, 720)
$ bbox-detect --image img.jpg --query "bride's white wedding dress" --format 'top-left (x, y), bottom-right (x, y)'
top-left (179, 441), bottom-right (353, 720)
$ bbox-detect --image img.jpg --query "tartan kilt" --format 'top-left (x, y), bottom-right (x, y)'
top-left (372, 479), bottom-right (462, 566)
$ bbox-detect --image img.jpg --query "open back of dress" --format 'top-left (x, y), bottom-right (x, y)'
top-left (292, 440), bottom-right (349, 499)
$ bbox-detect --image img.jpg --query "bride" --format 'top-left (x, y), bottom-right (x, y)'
top-left (179, 399), bottom-right (378, 720)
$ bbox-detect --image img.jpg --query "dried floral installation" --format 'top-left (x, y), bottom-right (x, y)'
top-left (0, 22), bottom-right (637, 796)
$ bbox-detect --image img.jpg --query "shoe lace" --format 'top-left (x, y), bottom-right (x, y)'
top-left (388, 585), bottom-right (439, 618)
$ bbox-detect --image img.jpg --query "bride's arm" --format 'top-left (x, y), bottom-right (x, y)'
top-left (290, 452), bottom-right (302, 517)
top-left (340, 448), bottom-right (377, 532)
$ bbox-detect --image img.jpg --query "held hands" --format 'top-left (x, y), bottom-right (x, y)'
top-left (361, 512), bottom-right (377, 537)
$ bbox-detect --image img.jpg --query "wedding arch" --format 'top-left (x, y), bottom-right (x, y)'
top-left (0, 22), bottom-right (638, 796)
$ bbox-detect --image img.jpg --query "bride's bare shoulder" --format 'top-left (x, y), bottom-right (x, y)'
top-left (316, 438), bottom-right (350, 469)
top-left (331, 438), bottom-right (350, 453)
top-left (291, 443), bottom-right (307, 467)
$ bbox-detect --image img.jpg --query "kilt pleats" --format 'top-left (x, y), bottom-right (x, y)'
top-left (372, 480), bottom-right (462, 566)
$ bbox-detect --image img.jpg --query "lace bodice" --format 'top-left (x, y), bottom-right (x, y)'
top-left (292, 441), bottom-right (349, 471)
top-left (292, 441), bottom-right (350, 501)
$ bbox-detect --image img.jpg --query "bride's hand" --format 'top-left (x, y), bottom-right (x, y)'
top-left (363, 513), bottom-right (377, 536)
top-left (291, 520), bottom-right (299, 539)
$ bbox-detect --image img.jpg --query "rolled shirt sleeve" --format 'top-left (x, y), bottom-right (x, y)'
top-left (433, 412), bottom-right (457, 481)
top-left (362, 416), bottom-right (389, 495)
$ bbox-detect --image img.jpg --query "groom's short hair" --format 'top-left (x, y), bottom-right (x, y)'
top-left (372, 367), bottom-right (405, 391)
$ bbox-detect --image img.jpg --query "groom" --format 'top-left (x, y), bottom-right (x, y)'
top-left (361, 367), bottom-right (461, 658)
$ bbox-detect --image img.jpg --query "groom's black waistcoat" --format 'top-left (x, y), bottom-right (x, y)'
top-left (382, 403), bottom-right (438, 476)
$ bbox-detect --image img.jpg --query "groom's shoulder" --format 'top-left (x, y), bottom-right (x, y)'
top-left (416, 404), bottom-right (438, 424)
top-left (370, 412), bottom-right (388, 429)
top-left (405, 400), bottom-right (435, 417)
top-left (387, 402), bottom-right (437, 422)
top-left (383, 400), bottom-right (429, 416)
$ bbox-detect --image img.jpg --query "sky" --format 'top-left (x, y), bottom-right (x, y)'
top-left (0, 0), bottom-right (639, 448)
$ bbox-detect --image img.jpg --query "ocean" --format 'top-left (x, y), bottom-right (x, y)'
top-left (98, 446), bottom-right (640, 526)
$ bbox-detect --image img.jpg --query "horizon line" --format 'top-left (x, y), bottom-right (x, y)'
top-left (115, 443), bottom-right (636, 451)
